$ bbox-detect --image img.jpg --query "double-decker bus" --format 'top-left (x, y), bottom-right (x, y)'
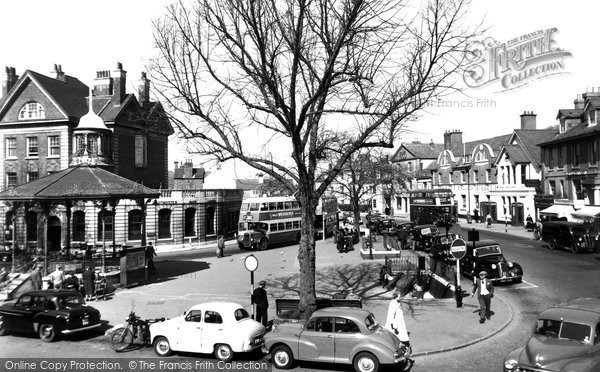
top-left (237, 196), bottom-right (302, 250)
top-left (315, 195), bottom-right (338, 239)
top-left (409, 188), bottom-right (457, 226)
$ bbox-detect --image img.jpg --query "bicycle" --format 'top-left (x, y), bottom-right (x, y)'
top-left (109, 311), bottom-right (165, 352)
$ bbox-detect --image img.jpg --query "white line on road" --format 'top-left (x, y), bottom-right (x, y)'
top-left (517, 280), bottom-right (538, 289)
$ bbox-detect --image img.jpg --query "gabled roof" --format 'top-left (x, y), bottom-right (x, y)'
top-left (501, 145), bottom-right (528, 163)
top-left (464, 134), bottom-right (512, 157)
top-left (393, 142), bottom-right (444, 161)
top-left (556, 108), bottom-right (583, 120)
top-left (510, 129), bottom-right (558, 166)
top-left (538, 123), bottom-right (600, 146)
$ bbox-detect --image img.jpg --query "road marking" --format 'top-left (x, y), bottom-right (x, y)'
top-left (517, 280), bottom-right (538, 289)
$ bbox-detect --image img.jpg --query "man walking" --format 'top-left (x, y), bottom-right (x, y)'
top-left (385, 292), bottom-right (411, 348)
top-left (30, 264), bottom-right (43, 291)
top-left (145, 242), bottom-right (157, 272)
top-left (50, 265), bottom-right (65, 290)
top-left (82, 266), bottom-right (95, 301)
top-left (252, 280), bottom-right (269, 327)
top-left (472, 270), bottom-right (494, 323)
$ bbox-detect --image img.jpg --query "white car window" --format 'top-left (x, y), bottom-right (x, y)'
top-left (185, 310), bottom-right (202, 322)
top-left (204, 311), bottom-right (223, 324)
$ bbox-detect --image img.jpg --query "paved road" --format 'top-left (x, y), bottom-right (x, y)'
top-left (413, 224), bottom-right (600, 371)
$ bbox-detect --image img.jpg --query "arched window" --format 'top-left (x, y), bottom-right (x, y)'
top-left (158, 209), bottom-right (171, 239)
top-left (26, 211), bottom-right (37, 241)
top-left (206, 206), bottom-right (215, 235)
top-left (475, 149), bottom-right (488, 162)
top-left (72, 211), bottom-right (86, 241)
top-left (128, 210), bottom-right (144, 240)
top-left (184, 208), bottom-right (196, 237)
top-left (19, 102), bottom-right (45, 120)
top-left (97, 210), bottom-right (114, 240)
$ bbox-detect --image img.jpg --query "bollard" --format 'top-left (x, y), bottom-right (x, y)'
top-left (455, 285), bottom-right (463, 308)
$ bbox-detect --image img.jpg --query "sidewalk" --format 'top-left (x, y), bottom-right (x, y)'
top-left (93, 232), bottom-right (515, 357)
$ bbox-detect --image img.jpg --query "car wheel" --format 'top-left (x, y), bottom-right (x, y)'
top-left (271, 345), bottom-right (294, 369)
top-left (153, 336), bottom-right (172, 357)
top-left (514, 277), bottom-right (522, 284)
top-left (0, 319), bottom-right (6, 336)
top-left (570, 243), bottom-right (579, 254)
top-left (548, 238), bottom-right (557, 250)
top-left (353, 352), bottom-right (379, 372)
top-left (238, 243), bottom-right (245, 250)
top-left (257, 238), bottom-right (269, 251)
top-left (38, 323), bottom-right (57, 342)
top-left (215, 344), bottom-right (234, 363)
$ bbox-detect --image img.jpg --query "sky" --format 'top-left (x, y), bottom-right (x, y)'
top-left (0, 0), bottom-right (598, 175)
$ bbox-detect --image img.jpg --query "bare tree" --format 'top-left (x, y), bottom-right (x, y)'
top-left (150, 0), bottom-right (476, 317)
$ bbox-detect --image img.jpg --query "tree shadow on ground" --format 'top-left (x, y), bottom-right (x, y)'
top-left (145, 260), bottom-right (211, 284)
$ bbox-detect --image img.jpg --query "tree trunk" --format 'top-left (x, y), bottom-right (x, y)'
top-left (351, 194), bottom-right (362, 248)
top-left (297, 194), bottom-right (318, 319)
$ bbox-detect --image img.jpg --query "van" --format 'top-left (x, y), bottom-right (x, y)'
top-left (541, 221), bottom-right (597, 253)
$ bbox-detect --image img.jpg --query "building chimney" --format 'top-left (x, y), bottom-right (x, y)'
top-left (138, 72), bottom-right (150, 106)
top-left (443, 130), bottom-right (463, 151)
top-left (1, 67), bottom-right (19, 97)
top-left (520, 111), bottom-right (537, 130)
top-left (93, 70), bottom-right (113, 96)
top-left (574, 94), bottom-right (584, 110)
top-left (112, 62), bottom-right (127, 104)
top-left (183, 159), bottom-right (193, 178)
top-left (52, 64), bottom-right (66, 82)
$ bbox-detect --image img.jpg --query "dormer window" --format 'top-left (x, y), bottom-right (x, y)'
top-left (18, 102), bottom-right (45, 120)
top-left (475, 149), bottom-right (488, 162)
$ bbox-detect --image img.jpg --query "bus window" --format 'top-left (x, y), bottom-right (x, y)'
top-left (278, 222), bottom-right (285, 230)
top-left (277, 202), bottom-right (284, 210)
top-left (240, 204), bottom-right (249, 212)
top-left (286, 221), bottom-right (292, 230)
top-left (261, 203), bottom-right (268, 211)
top-left (269, 202), bottom-right (277, 210)
top-left (239, 222), bottom-right (246, 231)
top-left (250, 203), bottom-right (260, 211)
top-left (292, 201), bottom-right (299, 209)
top-left (293, 221), bottom-right (300, 229)
top-left (270, 223), bottom-right (277, 231)
top-left (285, 201), bottom-right (292, 209)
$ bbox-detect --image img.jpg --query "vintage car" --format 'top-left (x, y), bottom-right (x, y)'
top-left (460, 240), bottom-right (523, 284)
top-left (150, 302), bottom-right (266, 362)
top-left (429, 233), bottom-right (463, 264)
top-left (504, 297), bottom-right (600, 372)
top-left (541, 221), bottom-right (597, 253)
top-left (0, 289), bottom-right (101, 342)
top-left (411, 224), bottom-right (439, 252)
top-left (264, 307), bottom-right (409, 372)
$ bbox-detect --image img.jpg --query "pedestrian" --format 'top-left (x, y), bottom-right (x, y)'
top-left (30, 263), bottom-right (43, 291)
top-left (64, 271), bottom-right (79, 291)
top-left (336, 230), bottom-right (345, 253)
top-left (252, 280), bottom-right (269, 327)
top-left (486, 213), bottom-right (492, 228)
top-left (50, 265), bottom-right (65, 290)
top-left (473, 208), bottom-right (479, 223)
top-left (385, 292), bottom-right (411, 348)
top-left (82, 265), bottom-right (95, 301)
top-left (332, 224), bottom-right (339, 244)
top-left (471, 270), bottom-right (494, 323)
top-left (0, 267), bottom-right (8, 288)
top-left (216, 234), bottom-right (225, 258)
top-left (145, 242), bottom-right (157, 272)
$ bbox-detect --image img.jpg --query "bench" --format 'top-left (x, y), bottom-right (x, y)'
top-left (275, 298), bottom-right (362, 319)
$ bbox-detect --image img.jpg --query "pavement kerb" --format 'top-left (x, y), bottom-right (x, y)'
top-left (411, 294), bottom-right (514, 358)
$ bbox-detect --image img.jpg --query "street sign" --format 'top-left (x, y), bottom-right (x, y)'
top-left (450, 238), bottom-right (467, 260)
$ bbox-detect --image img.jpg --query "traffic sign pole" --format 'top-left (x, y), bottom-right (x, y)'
top-left (450, 238), bottom-right (466, 308)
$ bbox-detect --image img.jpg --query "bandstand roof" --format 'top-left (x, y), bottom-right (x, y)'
top-left (0, 165), bottom-right (159, 201)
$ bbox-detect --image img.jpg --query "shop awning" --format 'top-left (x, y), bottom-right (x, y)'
top-left (540, 204), bottom-right (574, 218)
top-left (571, 205), bottom-right (600, 219)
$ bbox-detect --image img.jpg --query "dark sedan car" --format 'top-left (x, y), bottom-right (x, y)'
top-left (429, 233), bottom-right (462, 263)
top-left (0, 289), bottom-right (101, 342)
top-left (460, 240), bottom-right (523, 284)
top-left (411, 224), bottom-right (439, 252)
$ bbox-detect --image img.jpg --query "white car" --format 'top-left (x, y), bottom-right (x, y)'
top-left (149, 302), bottom-right (266, 362)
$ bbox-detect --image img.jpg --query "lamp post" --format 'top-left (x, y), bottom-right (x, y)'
top-left (153, 199), bottom-right (159, 246)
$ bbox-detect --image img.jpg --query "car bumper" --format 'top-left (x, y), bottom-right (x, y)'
top-left (61, 323), bottom-right (101, 334)
top-left (490, 275), bottom-right (521, 283)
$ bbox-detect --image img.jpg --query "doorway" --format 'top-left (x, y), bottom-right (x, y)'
top-left (47, 216), bottom-right (61, 252)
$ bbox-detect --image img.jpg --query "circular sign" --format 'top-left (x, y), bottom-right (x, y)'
top-left (244, 254), bottom-right (259, 272)
top-left (450, 238), bottom-right (467, 260)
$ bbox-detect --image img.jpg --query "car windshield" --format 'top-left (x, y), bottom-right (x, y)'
top-left (234, 308), bottom-right (250, 321)
top-left (58, 295), bottom-right (85, 309)
top-left (475, 245), bottom-right (501, 257)
top-left (365, 314), bottom-right (379, 331)
top-left (535, 319), bottom-right (591, 343)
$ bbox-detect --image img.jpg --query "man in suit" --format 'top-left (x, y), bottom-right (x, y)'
top-left (252, 280), bottom-right (269, 327)
top-left (472, 270), bottom-right (494, 323)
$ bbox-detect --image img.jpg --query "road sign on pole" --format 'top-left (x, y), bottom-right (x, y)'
top-left (450, 238), bottom-right (467, 308)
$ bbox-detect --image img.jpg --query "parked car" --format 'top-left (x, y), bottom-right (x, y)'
top-left (411, 224), bottom-right (439, 252)
top-left (460, 240), bottom-right (523, 284)
top-left (429, 233), bottom-right (462, 264)
top-left (504, 297), bottom-right (600, 372)
top-left (0, 289), bottom-right (101, 342)
top-left (264, 306), bottom-right (409, 372)
top-left (150, 302), bottom-right (266, 362)
top-left (541, 221), bottom-right (597, 253)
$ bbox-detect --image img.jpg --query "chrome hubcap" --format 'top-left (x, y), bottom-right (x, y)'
top-left (274, 351), bottom-right (289, 365)
top-left (357, 357), bottom-right (374, 372)
top-left (218, 346), bottom-right (231, 358)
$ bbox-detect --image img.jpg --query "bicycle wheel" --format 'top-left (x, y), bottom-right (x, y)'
top-left (110, 327), bottom-right (134, 352)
